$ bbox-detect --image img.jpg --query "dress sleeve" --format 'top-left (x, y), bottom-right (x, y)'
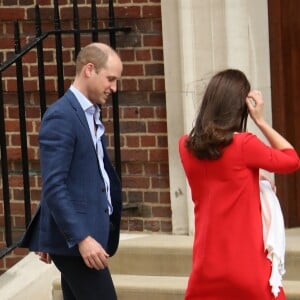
top-left (241, 133), bottom-right (300, 173)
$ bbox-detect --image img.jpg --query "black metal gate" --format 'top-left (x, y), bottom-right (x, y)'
top-left (0, 0), bottom-right (130, 259)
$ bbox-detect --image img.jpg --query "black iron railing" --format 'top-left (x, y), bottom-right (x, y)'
top-left (0, 0), bottom-right (130, 259)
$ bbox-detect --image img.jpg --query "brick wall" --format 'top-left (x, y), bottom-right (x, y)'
top-left (0, 0), bottom-right (170, 274)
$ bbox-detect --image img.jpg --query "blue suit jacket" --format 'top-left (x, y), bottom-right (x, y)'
top-left (19, 89), bottom-right (122, 256)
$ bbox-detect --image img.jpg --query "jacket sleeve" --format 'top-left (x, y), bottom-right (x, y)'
top-left (39, 108), bottom-right (90, 248)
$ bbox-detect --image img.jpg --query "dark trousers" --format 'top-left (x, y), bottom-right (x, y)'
top-left (50, 254), bottom-right (117, 300)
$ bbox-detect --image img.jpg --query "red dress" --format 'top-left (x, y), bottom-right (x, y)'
top-left (179, 132), bottom-right (300, 300)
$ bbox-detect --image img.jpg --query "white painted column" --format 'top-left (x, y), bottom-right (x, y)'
top-left (161, 0), bottom-right (189, 235)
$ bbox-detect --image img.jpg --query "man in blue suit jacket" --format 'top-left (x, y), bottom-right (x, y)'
top-left (19, 43), bottom-right (123, 300)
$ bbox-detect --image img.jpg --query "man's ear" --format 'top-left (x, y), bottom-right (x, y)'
top-left (84, 63), bottom-right (94, 78)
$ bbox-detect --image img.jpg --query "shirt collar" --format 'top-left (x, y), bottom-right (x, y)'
top-left (69, 85), bottom-right (100, 114)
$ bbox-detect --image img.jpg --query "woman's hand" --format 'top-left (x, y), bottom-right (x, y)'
top-left (246, 90), bottom-right (295, 150)
top-left (246, 90), bottom-right (265, 125)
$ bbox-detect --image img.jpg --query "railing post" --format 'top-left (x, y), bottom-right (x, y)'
top-left (54, 0), bottom-right (64, 97)
top-left (14, 21), bottom-right (32, 226)
top-left (73, 0), bottom-right (81, 59)
top-left (108, 0), bottom-right (116, 48)
top-left (35, 4), bottom-right (47, 117)
top-left (0, 71), bottom-right (12, 247)
top-left (91, 0), bottom-right (99, 42)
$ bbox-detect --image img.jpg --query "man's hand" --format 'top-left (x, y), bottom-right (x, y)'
top-left (78, 236), bottom-right (109, 270)
top-left (36, 252), bottom-right (52, 264)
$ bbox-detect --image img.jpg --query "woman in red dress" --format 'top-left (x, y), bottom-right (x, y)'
top-left (179, 69), bottom-right (300, 300)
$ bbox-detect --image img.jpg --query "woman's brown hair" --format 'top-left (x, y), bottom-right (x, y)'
top-left (186, 69), bottom-right (250, 160)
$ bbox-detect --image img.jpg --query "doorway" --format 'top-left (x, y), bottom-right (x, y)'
top-left (268, 0), bottom-right (300, 227)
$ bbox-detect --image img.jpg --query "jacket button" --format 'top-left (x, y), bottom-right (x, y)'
top-left (104, 208), bottom-right (109, 214)
top-left (102, 188), bottom-right (106, 192)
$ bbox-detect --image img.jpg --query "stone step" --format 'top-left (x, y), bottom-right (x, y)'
top-left (285, 228), bottom-right (300, 281)
top-left (52, 275), bottom-right (187, 300)
top-left (110, 229), bottom-right (300, 281)
top-left (109, 234), bottom-right (192, 276)
top-left (52, 276), bottom-right (300, 300)
top-left (284, 281), bottom-right (300, 300)
top-left (52, 229), bottom-right (300, 300)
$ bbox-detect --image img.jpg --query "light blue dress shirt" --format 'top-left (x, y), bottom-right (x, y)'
top-left (69, 85), bottom-right (113, 214)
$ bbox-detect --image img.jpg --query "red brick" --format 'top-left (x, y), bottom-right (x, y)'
top-left (0, 8), bottom-right (25, 21)
top-left (122, 107), bottom-right (139, 119)
top-left (138, 78), bottom-right (153, 91)
top-left (14, 215), bottom-right (27, 227)
top-left (143, 34), bottom-right (163, 47)
top-left (145, 63), bottom-right (164, 76)
top-left (142, 5), bottom-right (161, 18)
top-left (118, 0), bottom-right (132, 4)
top-left (121, 149), bottom-right (147, 161)
top-left (22, 51), bottom-right (38, 64)
top-left (159, 191), bottom-right (170, 204)
top-left (115, 6), bottom-right (141, 18)
top-left (5, 256), bottom-right (23, 269)
top-left (149, 149), bottom-right (168, 161)
top-left (144, 191), bottom-right (159, 203)
top-left (140, 107), bottom-right (154, 118)
top-left (154, 78), bottom-right (165, 91)
top-left (6, 79), bottom-right (38, 92)
top-left (122, 79), bottom-right (138, 91)
top-left (120, 120), bottom-right (146, 133)
top-left (155, 106), bottom-right (166, 118)
top-left (157, 135), bottom-right (168, 147)
top-left (144, 162), bottom-right (159, 175)
top-left (136, 49), bottom-right (151, 61)
top-left (37, 0), bottom-right (53, 4)
top-left (161, 220), bottom-right (172, 232)
top-left (159, 162), bottom-right (169, 174)
top-left (10, 201), bottom-right (26, 214)
top-left (120, 219), bottom-right (129, 231)
top-left (128, 219), bottom-right (143, 231)
top-left (148, 120), bottom-right (167, 133)
top-left (123, 175), bottom-right (150, 188)
top-left (152, 48), bottom-right (163, 60)
top-left (5, 119), bottom-right (20, 132)
top-left (144, 220), bottom-right (160, 231)
top-left (3, 0), bottom-right (18, 4)
top-left (141, 135), bottom-right (156, 147)
top-left (26, 107), bottom-right (41, 118)
top-left (28, 134), bottom-right (38, 147)
top-left (123, 64), bottom-right (144, 76)
top-left (12, 247), bottom-right (29, 256)
top-left (151, 176), bottom-right (169, 188)
top-left (12, 189), bottom-right (24, 201)
top-left (118, 49), bottom-right (135, 61)
top-left (126, 163), bottom-right (143, 175)
top-left (153, 19), bottom-right (162, 32)
top-left (19, 0), bottom-right (35, 5)
top-left (126, 136), bottom-right (140, 147)
top-left (2, 64), bottom-right (16, 77)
